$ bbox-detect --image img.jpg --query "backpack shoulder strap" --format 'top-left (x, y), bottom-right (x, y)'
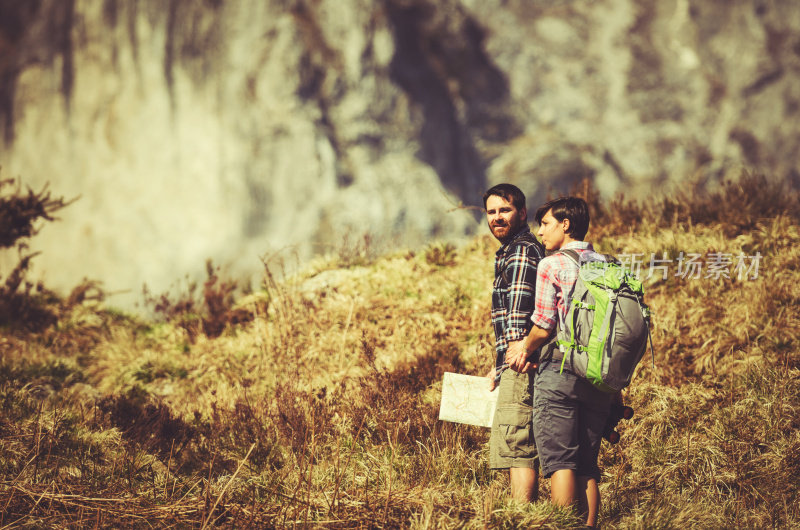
top-left (558, 248), bottom-right (581, 265)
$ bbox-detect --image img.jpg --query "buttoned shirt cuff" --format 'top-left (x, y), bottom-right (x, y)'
top-left (504, 327), bottom-right (526, 343)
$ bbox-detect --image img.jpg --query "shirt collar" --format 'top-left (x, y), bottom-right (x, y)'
top-left (495, 226), bottom-right (533, 257)
top-left (562, 240), bottom-right (594, 251)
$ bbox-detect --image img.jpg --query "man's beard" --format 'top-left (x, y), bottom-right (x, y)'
top-left (490, 219), bottom-right (522, 243)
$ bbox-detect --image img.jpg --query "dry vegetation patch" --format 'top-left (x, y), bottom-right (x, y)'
top-left (1, 172), bottom-right (798, 527)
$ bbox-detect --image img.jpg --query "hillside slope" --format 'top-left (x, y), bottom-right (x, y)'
top-left (1, 175), bottom-right (799, 528)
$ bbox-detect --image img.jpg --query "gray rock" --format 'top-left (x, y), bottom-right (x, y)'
top-left (0, 0), bottom-right (796, 307)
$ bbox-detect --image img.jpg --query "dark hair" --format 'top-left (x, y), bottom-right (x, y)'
top-left (483, 184), bottom-right (527, 219)
top-left (535, 197), bottom-right (590, 240)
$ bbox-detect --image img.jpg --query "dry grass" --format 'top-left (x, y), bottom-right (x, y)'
top-left (1, 172), bottom-right (799, 528)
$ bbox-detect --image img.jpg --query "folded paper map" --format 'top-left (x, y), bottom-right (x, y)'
top-left (438, 372), bottom-right (498, 427)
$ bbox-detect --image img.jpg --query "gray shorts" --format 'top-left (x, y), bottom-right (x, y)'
top-left (532, 361), bottom-right (611, 482)
top-left (489, 369), bottom-right (539, 470)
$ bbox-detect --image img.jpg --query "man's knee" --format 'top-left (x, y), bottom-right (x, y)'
top-left (510, 467), bottom-right (540, 502)
top-left (549, 468), bottom-right (577, 506)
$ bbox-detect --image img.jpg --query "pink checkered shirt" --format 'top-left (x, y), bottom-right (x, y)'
top-left (531, 241), bottom-right (598, 331)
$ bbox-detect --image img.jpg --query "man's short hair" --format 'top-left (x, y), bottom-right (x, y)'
top-left (535, 197), bottom-right (590, 241)
top-left (483, 184), bottom-right (527, 218)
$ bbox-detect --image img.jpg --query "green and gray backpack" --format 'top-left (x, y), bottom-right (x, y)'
top-left (555, 249), bottom-right (654, 393)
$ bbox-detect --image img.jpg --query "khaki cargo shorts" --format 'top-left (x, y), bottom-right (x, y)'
top-left (489, 369), bottom-right (539, 470)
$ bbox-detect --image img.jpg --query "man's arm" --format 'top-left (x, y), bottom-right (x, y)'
top-left (507, 257), bottom-right (558, 372)
top-left (498, 242), bottom-right (540, 377)
top-left (501, 243), bottom-right (540, 352)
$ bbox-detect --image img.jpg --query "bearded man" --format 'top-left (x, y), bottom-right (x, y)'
top-left (482, 183), bottom-right (545, 502)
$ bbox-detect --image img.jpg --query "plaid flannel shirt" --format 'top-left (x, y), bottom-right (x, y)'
top-left (491, 227), bottom-right (545, 370)
top-left (531, 241), bottom-right (597, 331)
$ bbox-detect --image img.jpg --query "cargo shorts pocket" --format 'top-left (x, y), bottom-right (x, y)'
top-left (495, 405), bottom-right (535, 458)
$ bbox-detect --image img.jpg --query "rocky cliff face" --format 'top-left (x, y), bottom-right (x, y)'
top-left (1, 0), bottom-right (798, 305)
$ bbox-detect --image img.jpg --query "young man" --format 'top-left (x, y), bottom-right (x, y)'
top-left (482, 183), bottom-right (545, 502)
top-left (506, 196), bottom-right (615, 528)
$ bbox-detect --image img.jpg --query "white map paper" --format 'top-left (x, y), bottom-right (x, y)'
top-left (438, 372), bottom-right (498, 427)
